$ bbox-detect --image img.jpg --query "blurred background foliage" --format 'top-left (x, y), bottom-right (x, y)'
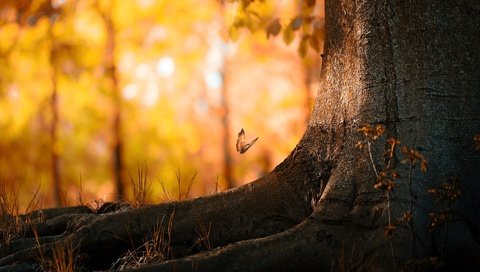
top-left (0, 0), bottom-right (324, 209)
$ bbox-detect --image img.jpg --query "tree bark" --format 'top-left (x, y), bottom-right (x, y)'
top-left (1, 0), bottom-right (480, 271)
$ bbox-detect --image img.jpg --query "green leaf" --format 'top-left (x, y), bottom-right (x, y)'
top-left (283, 25), bottom-right (294, 45)
top-left (266, 18), bottom-right (281, 38)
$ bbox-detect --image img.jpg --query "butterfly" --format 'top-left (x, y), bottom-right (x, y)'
top-left (236, 128), bottom-right (259, 154)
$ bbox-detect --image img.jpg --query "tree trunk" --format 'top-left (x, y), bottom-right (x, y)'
top-left (1, 0), bottom-right (479, 271)
top-left (102, 2), bottom-right (126, 201)
top-left (220, 64), bottom-right (234, 189)
top-left (48, 23), bottom-right (63, 207)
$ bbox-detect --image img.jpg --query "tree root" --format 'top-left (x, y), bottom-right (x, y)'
top-left (0, 160), bottom-right (326, 270)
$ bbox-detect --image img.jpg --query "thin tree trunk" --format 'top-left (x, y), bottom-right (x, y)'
top-left (220, 66), bottom-right (234, 189)
top-left (219, 2), bottom-right (234, 189)
top-left (48, 25), bottom-right (62, 207)
top-left (102, 3), bottom-right (125, 201)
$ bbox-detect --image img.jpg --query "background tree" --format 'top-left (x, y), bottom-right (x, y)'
top-left (95, 0), bottom-right (126, 201)
top-left (1, 0), bottom-right (310, 206)
top-left (47, 17), bottom-right (63, 206)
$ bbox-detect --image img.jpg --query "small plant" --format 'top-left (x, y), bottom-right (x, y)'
top-left (357, 124), bottom-right (468, 270)
top-left (427, 178), bottom-right (461, 260)
top-left (357, 124), bottom-right (397, 270)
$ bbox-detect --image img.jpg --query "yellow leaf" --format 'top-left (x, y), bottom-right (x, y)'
top-left (282, 25), bottom-right (294, 45)
top-left (298, 35), bottom-right (309, 57)
top-left (229, 25), bottom-right (241, 42)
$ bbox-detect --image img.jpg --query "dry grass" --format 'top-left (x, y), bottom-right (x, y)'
top-left (128, 166), bottom-right (152, 207)
top-left (158, 169), bottom-right (198, 202)
top-left (193, 221), bottom-right (212, 251)
top-left (0, 184), bottom-right (42, 245)
top-left (33, 227), bottom-right (79, 272)
top-left (110, 209), bottom-right (175, 270)
top-left (49, 240), bottom-right (79, 272)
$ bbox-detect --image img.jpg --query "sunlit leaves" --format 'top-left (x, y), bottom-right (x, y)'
top-left (298, 35), bottom-right (309, 58)
top-left (385, 137), bottom-right (400, 159)
top-left (226, 0), bottom-right (324, 57)
top-left (228, 24), bottom-right (241, 41)
top-left (265, 18), bottom-right (281, 38)
top-left (228, 9), bottom-right (261, 41)
top-left (374, 171), bottom-right (396, 191)
top-left (0, 0), bottom-right (62, 26)
top-left (240, 0), bottom-right (254, 9)
top-left (282, 24), bottom-right (294, 45)
top-left (308, 34), bottom-right (319, 52)
top-left (357, 124), bottom-right (385, 143)
top-left (306, 0), bottom-right (316, 8)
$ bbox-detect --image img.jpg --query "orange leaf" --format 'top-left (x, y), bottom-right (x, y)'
top-left (308, 35), bottom-right (319, 52)
top-left (306, 0), bottom-right (316, 8)
top-left (266, 18), bottom-right (281, 38)
top-left (421, 160), bottom-right (428, 172)
top-left (384, 224), bottom-right (396, 236)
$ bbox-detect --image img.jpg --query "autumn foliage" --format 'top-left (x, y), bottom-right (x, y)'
top-left (0, 0), bottom-right (323, 209)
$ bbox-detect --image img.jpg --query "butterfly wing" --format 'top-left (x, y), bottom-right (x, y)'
top-left (241, 137), bottom-right (259, 154)
top-left (236, 128), bottom-right (245, 153)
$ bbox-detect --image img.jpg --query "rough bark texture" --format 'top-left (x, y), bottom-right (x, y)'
top-left (1, 0), bottom-right (480, 271)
